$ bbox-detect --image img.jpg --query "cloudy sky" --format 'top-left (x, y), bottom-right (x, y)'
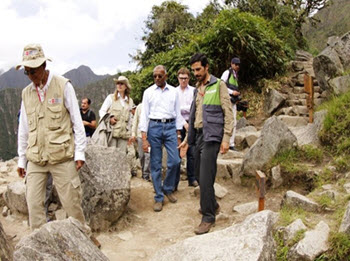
top-left (0, 0), bottom-right (214, 75)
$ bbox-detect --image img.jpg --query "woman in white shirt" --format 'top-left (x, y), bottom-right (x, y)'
top-left (99, 75), bottom-right (134, 153)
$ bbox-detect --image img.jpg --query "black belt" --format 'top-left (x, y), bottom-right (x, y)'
top-left (150, 118), bottom-right (175, 123)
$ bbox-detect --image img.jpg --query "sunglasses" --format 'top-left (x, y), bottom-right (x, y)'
top-left (153, 74), bottom-right (164, 79)
top-left (24, 67), bottom-right (39, 76)
top-left (179, 77), bottom-right (189, 81)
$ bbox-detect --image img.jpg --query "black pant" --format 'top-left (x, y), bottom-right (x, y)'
top-left (194, 130), bottom-right (220, 223)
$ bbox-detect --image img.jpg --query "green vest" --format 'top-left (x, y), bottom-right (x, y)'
top-left (202, 78), bottom-right (224, 143)
top-left (22, 75), bottom-right (75, 166)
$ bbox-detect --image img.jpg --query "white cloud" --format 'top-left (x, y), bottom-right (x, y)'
top-left (0, 0), bottom-right (214, 75)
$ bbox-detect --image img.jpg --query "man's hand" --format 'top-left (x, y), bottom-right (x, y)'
top-left (178, 140), bottom-right (188, 158)
top-left (220, 141), bottom-right (229, 154)
top-left (183, 122), bottom-right (189, 131)
top-left (110, 116), bottom-right (117, 125)
top-left (76, 160), bottom-right (85, 171)
top-left (128, 136), bottom-right (136, 145)
top-left (232, 90), bottom-right (240, 96)
top-left (17, 167), bottom-right (26, 178)
top-left (82, 120), bottom-right (89, 126)
top-left (142, 139), bottom-right (150, 153)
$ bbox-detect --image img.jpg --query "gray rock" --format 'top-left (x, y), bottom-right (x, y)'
top-left (245, 131), bottom-right (260, 147)
top-left (79, 145), bottom-right (130, 232)
top-left (339, 201), bottom-right (350, 234)
top-left (295, 50), bottom-right (313, 62)
top-left (288, 221), bottom-right (330, 261)
top-left (327, 36), bottom-right (340, 47)
top-left (264, 88), bottom-right (286, 115)
top-left (233, 201), bottom-right (258, 216)
top-left (343, 183), bottom-right (350, 194)
top-left (14, 217), bottom-right (108, 261)
top-left (288, 110), bottom-right (327, 146)
top-left (216, 158), bottom-right (242, 184)
top-left (241, 116), bottom-right (297, 176)
top-left (283, 218), bottom-right (307, 242)
top-left (2, 206), bottom-right (8, 217)
top-left (3, 181), bottom-right (28, 214)
top-left (271, 165), bottom-right (283, 189)
top-left (281, 190), bottom-right (320, 212)
top-left (150, 210), bottom-right (278, 261)
top-left (214, 183), bottom-right (228, 199)
top-left (0, 220), bottom-right (13, 261)
top-left (236, 117), bottom-right (248, 130)
top-left (329, 75), bottom-right (350, 95)
top-left (277, 115), bottom-right (308, 127)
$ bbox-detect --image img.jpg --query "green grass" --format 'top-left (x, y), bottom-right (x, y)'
top-left (313, 168), bottom-right (334, 188)
top-left (275, 227), bottom-right (306, 261)
top-left (316, 232), bottom-right (350, 261)
top-left (278, 205), bottom-right (307, 227)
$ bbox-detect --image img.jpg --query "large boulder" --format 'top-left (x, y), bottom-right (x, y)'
top-left (329, 75), bottom-right (350, 95)
top-left (264, 88), bottom-right (286, 116)
top-left (150, 210), bottom-right (278, 261)
top-left (0, 221), bottom-right (13, 261)
top-left (241, 116), bottom-right (297, 177)
top-left (313, 31), bottom-right (350, 92)
top-left (79, 145), bottom-right (131, 232)
top-left (3, 181), bottom-right (28, 214)
top-left (13, 217), bottom-right (108, 261)
top-left (281, 190), bottom-right (320, 212)
top-left (289, 110), bottom-right (327, 146)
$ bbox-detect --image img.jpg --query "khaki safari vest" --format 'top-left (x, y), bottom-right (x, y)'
top-left (22, 75), bottom-right (74, 166)
top-left (108, 94), bottom-right (134, 139)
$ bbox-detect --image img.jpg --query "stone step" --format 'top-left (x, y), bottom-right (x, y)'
top-left (216, 158), bottom-right (243, 184)
top-left (286, 99), bottom-right (307, 106)
top-left (277, 115), bottom-right (308, 127)
top-left (293, 86), bottom-right (306, 94)
top-left (288, 92), bottom-right (308, 100)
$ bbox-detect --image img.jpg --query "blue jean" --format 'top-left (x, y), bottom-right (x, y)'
top-left (148, 120), bottom-right (180, 202)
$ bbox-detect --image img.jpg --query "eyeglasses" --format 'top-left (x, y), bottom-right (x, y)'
top-left (179, 77), bottom-right (189, 81)
top-left (116, 82), bottom-right (125, 85)
top-left (153, 74), bottom-right (164, 79)
top-left (24, 67), bottom-right (39, 76)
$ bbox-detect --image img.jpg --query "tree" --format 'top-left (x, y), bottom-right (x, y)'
top-left (225, 0), bottom-right (329, 48)
top-left (132, 1), bottom-right (194, 67)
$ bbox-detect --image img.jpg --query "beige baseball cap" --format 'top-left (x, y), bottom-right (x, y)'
top-left (16, 43), bottom-right (52, 70)
top-left (113, 75), bottom-right (132, 90)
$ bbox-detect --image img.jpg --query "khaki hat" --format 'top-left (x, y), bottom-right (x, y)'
top-left (113, 75), bottom-right (132, 89)
top-left (16, 43), bottom-right (52, 70)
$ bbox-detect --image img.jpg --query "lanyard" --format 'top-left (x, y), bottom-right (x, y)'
top-left (35, 86), bottom-right (46, 102)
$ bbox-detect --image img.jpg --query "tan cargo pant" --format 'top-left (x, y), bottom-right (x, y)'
top-left (26, 160), bottom-right (85, 230)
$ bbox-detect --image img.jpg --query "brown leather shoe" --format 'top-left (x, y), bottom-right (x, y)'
top-left (165, 193), bottom-right (177, 203)
top-left (154, 201), bottom-right (163, 212)
top-left (194, 221), bottom-right (215, 235)
top-left (198, 204), bottom-right (221, 215)
top-left (90, 235), bottom-right (101, 249)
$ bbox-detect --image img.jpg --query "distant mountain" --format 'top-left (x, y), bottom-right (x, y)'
top-left (303, 0), bottom-right (350, 53)
top-left (63, 65), bottom-right (109, 88)
top-left (0, 68), bottom-right (30, 90)
top-left (0, 65), bottom-right (112, 160)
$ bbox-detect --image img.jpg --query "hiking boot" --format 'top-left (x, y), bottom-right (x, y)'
top-left (194, 221), bottom-right (215, 235)
top-left (90, 235), bottom-right (101, 249)
top-left (153, 201), bottom-right (163, 212)
top-left (198, 204), bottom-right (220, 215)
top-left (189, 180), bottom-right (199, 187)
top-left (165, 193), bottom-right (177, 203)
top-left (229, 146), bottom-right (237, 151)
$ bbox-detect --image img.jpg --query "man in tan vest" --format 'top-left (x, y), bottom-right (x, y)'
top-left (16, 44), bottom-right (100, 247)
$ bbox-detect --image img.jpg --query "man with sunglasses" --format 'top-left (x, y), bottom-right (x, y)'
top-left (174, 67), bottom-right (197, 190)
top-left (15, 44), bottom-right (100, 245)
top-left (139, 65), bottom-right (183, 212)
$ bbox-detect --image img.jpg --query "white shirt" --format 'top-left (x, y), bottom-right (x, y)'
top-left (176, 85), bottom-right (195, 123)
top-left (139, 83), bottom-right (183, 133)
top-left (99, 93), bottom-right (128, 118)
top-left (17, 71), bottom-right (86, 168)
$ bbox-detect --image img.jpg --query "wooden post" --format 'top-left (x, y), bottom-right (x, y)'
top-left (304, 73), bottom-right (314, 123)
top-left (256, 170), bottom-right (266, 211)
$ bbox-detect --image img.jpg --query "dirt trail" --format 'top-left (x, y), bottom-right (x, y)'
top-left (0, 161), bottom-right (286, 261)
